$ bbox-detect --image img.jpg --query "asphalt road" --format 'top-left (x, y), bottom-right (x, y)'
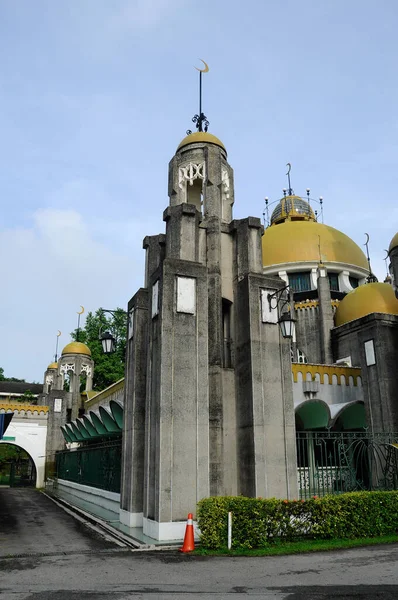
top-left (1, 488), bottom-right (398, 599)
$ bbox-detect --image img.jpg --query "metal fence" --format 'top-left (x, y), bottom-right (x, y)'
top-left (55, 438), bottom-right (122, 493)
top-left (297, 431), bottom-right (398, 499)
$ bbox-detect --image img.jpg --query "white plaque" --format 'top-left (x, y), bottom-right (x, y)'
top-left (128, 308), bottom-right (135, 339)
top-left (152, 281), bottom-right (159, 318)
top-left (54, 398), bottom-right (62, 413)
top-left (364, 340), bottom-right (376, 366)
top-left (176, 276), bottom-right (196, 314)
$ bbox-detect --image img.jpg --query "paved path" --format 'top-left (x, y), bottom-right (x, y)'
top-left (1, 489), bottom-right (398, 599)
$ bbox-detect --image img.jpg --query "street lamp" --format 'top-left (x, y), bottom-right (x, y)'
top-left (98, 308), bottom-right (128, 354)
top-left (100, 330), bottom-right (116, 354)
top-left (267, 286), bottom-right (296, 339)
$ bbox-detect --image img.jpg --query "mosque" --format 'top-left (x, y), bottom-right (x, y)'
top-left (36, 111), bottom-right (398, 540)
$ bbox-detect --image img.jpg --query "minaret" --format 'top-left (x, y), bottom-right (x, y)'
top-left (120, 66), bottom-right (297, 540)
top-left (58, 341), bottom-right (93, 420)
top-left (389, 232), bottom-right (398, 298)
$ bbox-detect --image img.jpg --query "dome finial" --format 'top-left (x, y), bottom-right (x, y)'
top-left (363, 233), bottom-right (378, 283)
top-left (286, 163), bottom-right (293, 196)
top-left (186, 60), bottom-right (210, 136)
top-left (54, 330), bottom-right (61, 363)
top-left (76, 305), bottom-right (85, 342)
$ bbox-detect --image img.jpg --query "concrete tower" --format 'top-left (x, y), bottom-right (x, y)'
top-left (120, 130), bottom-right (297, 540)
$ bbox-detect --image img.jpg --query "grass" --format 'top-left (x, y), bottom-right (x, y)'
top-left (193, 535), bottom-right (398, 557)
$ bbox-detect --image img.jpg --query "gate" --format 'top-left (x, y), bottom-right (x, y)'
top-left (297, 431), bottom-right (398, 499)
top-left (55, 438), bottom-right (122, 493)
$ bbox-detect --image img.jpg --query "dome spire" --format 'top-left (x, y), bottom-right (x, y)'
top-left (186, 60), bottom-right (210, 135)
top-left (54, 329), bottom-right (61, 363)
top-left (363, 233), bottom-right (378, 283)
top-left (286, 163), bottom-right (293, 196)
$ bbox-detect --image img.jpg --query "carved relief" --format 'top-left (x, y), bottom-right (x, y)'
top-left (178, 162), bottom-right (206, 192)
top-left (80, 364), bottom-right (92, 377)
top-left (221, 167), bottom-right (230, 201)
top-left (45, 374), bottom-right (54, 385)
top-left (60, 363), bottom-right (75, 374)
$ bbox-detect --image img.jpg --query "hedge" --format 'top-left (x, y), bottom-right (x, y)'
top-left (197, 492), bottom-right (398, 549)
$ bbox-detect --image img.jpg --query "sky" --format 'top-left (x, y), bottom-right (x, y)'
top-left (1, 0), bottom-right (397, 382)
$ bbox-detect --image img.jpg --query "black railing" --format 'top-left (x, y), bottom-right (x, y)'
top-left (55, 438), bottom-right (122, 493)
top-left (297, 431), bottom-right (398, 499)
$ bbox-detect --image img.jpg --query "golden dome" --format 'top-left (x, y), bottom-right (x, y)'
top-left (47, 362), bottom-right (58, 370)
top-left (335, 282), bottom-right (398, 327)
top-left (262, 220), bottom-right (368, 270)
top-left (177, 131), bottom-right (226, 153)
top-left (61, 342), bottom-right (92, 357)
top-left (389, 232), bottom-right (398, 253)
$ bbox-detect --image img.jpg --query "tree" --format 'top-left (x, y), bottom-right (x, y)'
top-left (0, 367), bottom-right (25, 383)
top-left (20, 390), bottom-right (37, 405)
top-left (70, 308), bottom-right (127, 391)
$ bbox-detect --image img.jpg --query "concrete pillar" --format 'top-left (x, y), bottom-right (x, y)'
top-left (44, 390), bottom-right (70, 479)
top-left (317, 264), bottom-right (334, 364)
top-left (120, 289), bottom-right (148, 527)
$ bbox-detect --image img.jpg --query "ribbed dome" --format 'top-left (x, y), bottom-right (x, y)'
top-left (262, 220), bottom-right (369, 270)
top-left (61, 342), bottom-right (91, 357)
top-left (335, 282), bottom-right (398, 326)
top-left (389, 232), bottom-right (398, 253)
top-left (271, 195), bottom-right (315, 224)
top-left (177, 131), bottom-right (226, 153)
top-left (47, 362), bottom-right (58, 370)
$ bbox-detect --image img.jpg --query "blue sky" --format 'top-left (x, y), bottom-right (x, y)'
top-left (1, 0), bottom-right (397, 382)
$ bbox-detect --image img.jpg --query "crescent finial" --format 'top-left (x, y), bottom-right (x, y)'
top-left (77, 306), bottom-right (85, 315)
top-left (383, 249), bottom-right (389, 259)
top-left (57, 330), bottom-right (61, 337)
top-left (194, 59), bottom-right (209, 73)
top-left (364, 233), bottom-right (370, 245)
top-left (286, 162), bottom-right (291, 175)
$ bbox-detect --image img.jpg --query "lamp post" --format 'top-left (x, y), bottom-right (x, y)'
top-left (267, 286), bottom-right (296, 339)
top-left (98, 309), bottom-right (128, 354)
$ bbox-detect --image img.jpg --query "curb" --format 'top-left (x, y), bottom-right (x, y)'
top-left (41, 491), bottom-right (179, 552)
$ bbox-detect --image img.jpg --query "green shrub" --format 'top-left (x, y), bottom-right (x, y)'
top-left (197, 491), bottom-right (398, 549)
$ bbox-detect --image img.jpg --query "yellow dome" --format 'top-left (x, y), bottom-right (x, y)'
top-left (61, 342), bottom-right (91, 357)
top-left (47, 362), bottom-right (58, 370)
top-left (335, 282), bottom-right (398, 326)
top-left (177, 131), bottom-right (226, 153)
top-left (262, 221), bottom-right (368, 270)
top-left (389, 232), bottom-right (398, 253)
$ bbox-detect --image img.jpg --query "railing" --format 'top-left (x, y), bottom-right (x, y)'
top-left (297, 431), bottom-right (398, 499)
top-left (55, 438), bottom-right (122, 493)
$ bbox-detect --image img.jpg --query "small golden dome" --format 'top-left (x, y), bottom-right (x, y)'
top-left (335, 282), bottom-right (398, 326)
top-left (262, 220), bottom-right (368, 270)
top-left (47, 362), bottom-right (58, 370)
top-left (271, 195), bottom-right (315, 224)
top-left (177, 131), bottom-right (226, 153)
top-left (389, 232), bottom-right (398, 253)
top-left (61, 342), bottom-right (92, 357)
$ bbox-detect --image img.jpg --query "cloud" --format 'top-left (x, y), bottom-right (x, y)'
top-left (0, 207), bottom-right (151, 382)
top-left (109, 0), bottom-right (183, 32)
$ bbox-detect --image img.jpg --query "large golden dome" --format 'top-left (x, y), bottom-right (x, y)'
top-left (335, 282), bottom-right (398, 326)
top-left (389, 232), bottom-right (398, 253)
top-left (177, 131), bottom-right (226, 153)
top-left (262, 220), bottom-right (368, 270)
top-left (61, 342), bottom-right (91, 357)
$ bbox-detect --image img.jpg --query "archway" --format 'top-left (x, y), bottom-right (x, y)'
top-left (0, 443), bottom-right (36, 487)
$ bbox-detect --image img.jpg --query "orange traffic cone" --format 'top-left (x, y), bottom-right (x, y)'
top-left (179, 513), bottom-right (195, 552)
